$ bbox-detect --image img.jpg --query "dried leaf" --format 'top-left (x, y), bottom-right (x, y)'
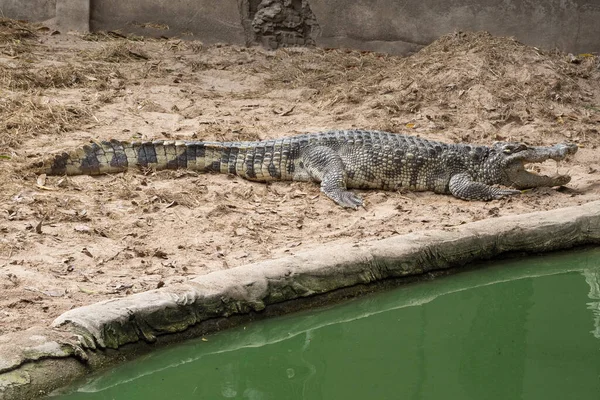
top-left (36, 174), bottom-right (57, 191)
top-left (113, 283), bottom-right (133, 291)
top-left (35, 219), bottom-right (43, 234)
top-left (81, 247), bottom-right (94, 258)
top-left (36, 174), bottom-right (46, 186)
top-left (78, 286), bottom-right (95, 294)
top-left (273, 105), bottom-right (295, 116)
top-left (153, 249), bottom-right (169, 259)
top-left (74, 225), bottom-right (91, 233)
top-left (24, 286), bottom-right (65, 297)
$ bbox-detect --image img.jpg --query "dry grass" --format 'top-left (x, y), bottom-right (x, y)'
top-left (0, 62), bottom-right (121, 90)
top-left (80, 41), bottom-right (150, 63)
top-left (0, 96), bottom-right (93, 151)
top-left (0, 18), bottom-right (37, 56)
top-left (80, 30), bottom-right (148, 44)
top-left (263, 47), bottom-right (396, 102)
top-left (0, 20), bottom-right (151, 156)
top-left (0, 18), bottom-right (36, 43)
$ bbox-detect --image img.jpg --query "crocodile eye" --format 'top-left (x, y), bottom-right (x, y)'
top-left (502, 144), bottom-right (528, 154)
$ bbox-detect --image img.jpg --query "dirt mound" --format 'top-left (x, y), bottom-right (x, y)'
top-left (393, 32), bottom-right (599, 140)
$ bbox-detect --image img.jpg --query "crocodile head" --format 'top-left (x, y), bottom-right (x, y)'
top-left (484, 142), bottom-right (578, 189)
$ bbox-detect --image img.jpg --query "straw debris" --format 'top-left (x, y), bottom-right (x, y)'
top-left (0, 96), bottom-right (93, 151)
top-left (81, 41), bottom-right (150, 62)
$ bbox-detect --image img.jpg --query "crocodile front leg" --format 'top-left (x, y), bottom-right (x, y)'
top-left (302, 146), bottom-right (364, 209)
top-left (449, 173), bottom-right (520, 201)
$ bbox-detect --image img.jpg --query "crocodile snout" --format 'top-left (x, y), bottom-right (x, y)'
top-left (553, 143), bottom-right (578, 160)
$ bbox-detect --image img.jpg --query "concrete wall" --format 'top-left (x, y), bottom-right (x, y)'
top-left (1, 0), bottom-right (599, 54)
top-left (0, 0), bottom-right (56, 21)
top-left (90, 0), bottom-right (246, 44)
top-left (310, 0), bottom-right (600, 55)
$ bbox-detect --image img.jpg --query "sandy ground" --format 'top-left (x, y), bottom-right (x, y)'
top-left (1, 20), bottom-right (599, 334)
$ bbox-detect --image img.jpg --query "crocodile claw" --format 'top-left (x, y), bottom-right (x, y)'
top-left (336, 191), bottom-right (364, 209)
top-left (492, 189), bottom-right (521, 200)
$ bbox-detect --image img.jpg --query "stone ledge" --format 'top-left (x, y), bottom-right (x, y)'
top-left (1, 201), bottom-right (600, 399)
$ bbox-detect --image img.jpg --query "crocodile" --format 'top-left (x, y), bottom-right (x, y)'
top-left (38, 130), bottom-right (578, 208)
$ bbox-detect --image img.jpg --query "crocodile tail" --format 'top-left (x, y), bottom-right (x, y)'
top-left (41, 139), bottom-right (290, 181)
top-left (40, 139), bottom-right (229, 176)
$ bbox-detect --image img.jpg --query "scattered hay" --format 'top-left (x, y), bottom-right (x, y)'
top-left (0, 18), bottom-right (36, 43)
top-left (0, 96), bottom-right (93, 151)
top-left (81, 30), bottom-right (145, 42)
top-left (264, 47), bottom-right (394, 102)
top-left (0, 18), bottom-right (37, 56)
top-left (0, 62), bottom-right (121, 91)
top-left (80, 41), bottom-right (150, 62)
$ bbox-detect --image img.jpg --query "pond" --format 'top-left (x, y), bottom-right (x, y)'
top-left (53, 248), bottom-right (600, 400)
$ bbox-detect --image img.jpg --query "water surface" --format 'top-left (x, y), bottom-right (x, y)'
top-left (55, 248), bottom-right (600, 400)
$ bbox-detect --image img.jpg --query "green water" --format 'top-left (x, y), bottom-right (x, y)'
top-left (54, 248), bottom-right (600, 400)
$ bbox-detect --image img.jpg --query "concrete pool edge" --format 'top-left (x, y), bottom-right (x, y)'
top-left (2, 200), bottom-right (600, 399)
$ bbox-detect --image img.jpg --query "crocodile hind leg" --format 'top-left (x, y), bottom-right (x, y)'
top-left (301, 146), bottom-right (363, 209)
top-left (449, 173), bottom-right (520, 201)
